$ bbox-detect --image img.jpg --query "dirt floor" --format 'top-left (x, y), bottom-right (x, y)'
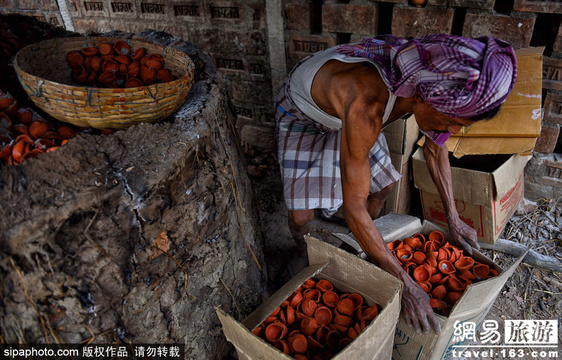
top-left (245, 145), bottom-right (562, 359)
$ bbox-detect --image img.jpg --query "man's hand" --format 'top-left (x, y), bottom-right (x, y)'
top-left (448, 217), bottom-right (479, 255)
top-left (402, 277), bottom-right (441, 334)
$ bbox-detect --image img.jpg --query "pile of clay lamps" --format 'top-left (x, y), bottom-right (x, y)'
top-left (0, 90), bottom-right (112, 166)
top-left (388, 231), bottom-right (499, 316)
top-left (252, 278), bottom-right (380, 360)
top-left (66, 40), bottom-right (176, 88)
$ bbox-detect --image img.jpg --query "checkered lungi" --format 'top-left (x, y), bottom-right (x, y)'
top-left (275, 66), bottom-right (401, 217)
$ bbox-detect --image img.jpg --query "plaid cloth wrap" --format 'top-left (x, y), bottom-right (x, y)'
top-left (276, 62), bottom-right (401, 216)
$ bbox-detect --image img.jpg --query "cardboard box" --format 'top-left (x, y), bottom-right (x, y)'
top-left (412, 148), bottom-right (531, 243)
top-left (216, 236), bottom-right (402, 360)
top-left (445, 47), bottom-right (544, 157)
top-left (385, 218), bottom-right (525, 360)
top-left (381, 114), bottom-right (420, 215)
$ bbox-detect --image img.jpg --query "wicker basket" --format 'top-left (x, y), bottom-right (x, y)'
top-left (14, 37), bottom-right (195, 129)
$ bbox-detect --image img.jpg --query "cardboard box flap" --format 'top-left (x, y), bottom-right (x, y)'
top-left (449, 251), bottom-right (526, 319)
top-left (491, 155), bottom-right (531, 200)
top-left (306, 235), bottom-right (402, 306)
top-left (242, 262), bottom-right (327, 330)
top-left (450, 47), bottom-right (543, 138)
top-left (382, 114), bottom-right (420, 155)
top-left (445, 136), bottom-right (537, 158)
top-left (412, 148), bottom-right (493, 205)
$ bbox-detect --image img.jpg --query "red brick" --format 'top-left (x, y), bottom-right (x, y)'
top-left (544, 92), bottom-right (562, 125)
top-left (289, 35), bottom-right (336, 60)
top-left (15, 0), bottom-right (34, 10)
top-left (322, 4), bottom-right (377, 34)
top-left (35, 0), bottom-right (58, 11)
top-left (543, 57), bottom-right (562, 91)
top-left (554, 25), bottom-right (562, 57)
top-left (534, 123), bottom-right (560, 153)
top-left (391, 6), bottom-right (453, 38)
top-left (450, 0), bottom-right (494, 9)
top-left (73, 18), bottom-right (98, 32)
top-left (513, 0), bottom-right (562, 14)
top-left (462, 11), bottom-right (535, 49)
top-left (285, 3), bottom-right (310, 30)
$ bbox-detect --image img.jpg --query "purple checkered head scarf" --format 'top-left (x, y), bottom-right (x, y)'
top-left (336, 34), bottom-right (517, 120)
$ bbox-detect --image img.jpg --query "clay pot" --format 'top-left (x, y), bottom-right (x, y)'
top-left (402, 261), bottom-right (416, 275)
top-left (454, 257), bottom-right (474, 272)
top-left (265, 320), bottom-right (288, 342)
top-left (126, 78), bottom-right (143, 88)
top-left (102, 59), bottom-right (119, 73)
top-left (429, 298), bottom-right (444, 310)
top-left (333, 314), bottom-right (352, 327)
top-left (29, 121), bottom-right (49, 139)
top-left (431, 284), bottom-right (447, 300)
top-left (347, 293), bottom-right (363, 309)
top-left (115, 55), bottom-right (131, 65)
top-left (304, 289), bottom-right (321, 302)
top-left (416, 281), bottom-right (432, 293)
top-left (447, 275), bottom-right (465, 292)
top-left (301, 299), bottom-right (317, 317)
top-left (316, 279), bottom-right (333, 293)
top-left (412, 251), bottom-right (426, 265)
top-left (98, 42), bottom-right (113, 56)
top-left (66, 50), bottom-right (84, 68)
top-left (387, 239), bottom-right (402, 251)
top-left (472, 263), bottom-right (490, 279)
top-left (458, 270), bottom-right (475, 281)
top-left (424, 240), bottom-right (439, 253)
top-left (131, 47), bottom-right (146, 60)
top-left (336, 298), bottom-right (355, 316)
top-left (413, 265), bottom-right (430, 282)
top-left (113, 40), bottom-right (131, 56)
top-left (146, 59), bottom-right (164, 71)
top-left (290, 291), bottom-right (304, 308)
top-left (428, 231), bottom-right (445, 244)
top-left (314, 306), bottom-right (332, 325)
top-left (360, 304), bottom-right (379, 322)
top-left (438, 247), bottom-right (451, 261)
top-left (322, 291), bottom-right (339, 307)
top-left (289, 333), bottom-right (308, 354)
top-left (80, 47), bottom-right (98, 57)
top-left (437, 274), bottom-right (450, 286)
top-left (438, 260), bottom-right (456, 275)
top-left (98, 71), bottom-right (116, 85)
top-left (412, 233), bottom-right (426, 244)
top-left (300, 317), bottom-right (319, 336)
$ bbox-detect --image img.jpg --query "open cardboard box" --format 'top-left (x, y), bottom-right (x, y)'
top-left (445, 47), bottom-right (544, 157)
top-left (412, 148), bottom-right (531, 244)
top-left (216, 236), bottom-right (402, 360)
top-left (386, 217), bottom-right (525, 360)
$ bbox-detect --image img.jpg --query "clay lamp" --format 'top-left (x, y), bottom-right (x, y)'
top-left (458, 270), bottom-right (475, 282)
top-left (146, 59), bottom-right (164, 71)
top-left (289, 333), bottom-right (308, 354)
top-left (113, 40), bottom-right (131, 56)
top-left (404, 237), bottom-right (423, 250)
top-left (285, 305), bottom-right (296, 326)
top-left (314, 306), bottom-right (332, 325)
top-left (412, 233), bottom-right (426, 244)
top-left (424, 240), bottom-right (439, 253)
top-left (397, 243), bottom-right (412, 251)
top-left (430, 298), bottom-right (444, 311)
top-left (348, 323), bottom-right (362, 339)
top-left (402, 261), bottom-right (416, 275)
top-left (295, 309), bottom-right (307, 322)
top-left (101, 54), bottom-right (116, 62)
top-left (426, 253), bottom-right (438, 269)
top-left (412, 251), bottom-right (426, 265)
top-left (74, 69), bottom-right (89, 84)
top-left (252, 323), bottom-right (263, 337)
top-left (396, 249), bottom-right (413, 264)
top-left (268, 306), bottom-right (280, 318)
top-left (416, 281), bottom-right (432, 293)
top-left (147, 53), bottom-right (164, 62)
top-left (98, 42), bottom-right (113, 56)
top-left (438, 247), bottom-right (451, 261)
top-left (361, 304), bottom-right (379, 322)
top-left (304, 289), bottom-right (321, 302)
top-left (451, 247), bottom-right (463, 262)
top-left (301, 299), bottom-right (317, 317)
top-left (413, 265), bottom-right (431, 282)
top-left (489, 268), bottom-right (500, 277)
top-left (316, 279), bottom-right (333, 293)
top-left (278, 310), bottom-right (287, 325)
top-left (338, 337), bottom-right (353, 351)
top-left (336, 298), bottom-right (355, 316)
top-left (157, 68), bottom-right (172, 82)
top-left (290, 291), bottom-right (304, 308)
top-left (322, 291), bottom-right (339, 308)
top-left (429, 230), bottom-right (445, 244)
top-left (80, 46), bottom-right (98, 57)
top-left (0, 143), bottom-right (14, 161)
top-left (325, 330), bottom-right (341, 351)
top-left (98, 71), bottom-right (116, 85)
top-left (307, 335), bottom-right (323, 351)
top-left (131, 47), bottom-right (146, 60)
top-left (438, 260), bottom-right (456, 275)
top-left (315, 324), bottom-right (330, 343)
top-left (346, 293), bottom-right (363, 310)
top-left (160, 72), bottom-right (175, 83)
top-left (273, 340), bottom-right (289, 354)
top-left (472, 263), bottom-right (490, 280)
top-left (294, 355), bottom-right (308, 360)
top-left (263, 315), bottom-right (278, 325)
top-left (453, 256), bottom-right (474, 272)
top-left (34, 139), bottom-right (55, 150)
top-left (89, 56), bottom-right (102, 73)
top-left (115, 55), bottom-right (131, 65)
top-left (387, 239), bottom-right (402, 251)
top-left (102, 59), bottom-right (119, 73)
top-left (0, 94), bottom-right (15, 110)
top-left (29, 121), bottom-right (49, 139)
top-left (85, 71), bottom-right (97, 86)
top-left (445, 291), bottom-right (462, 306)
top-left (45, 146), bottom-right (59, 153)
top-left (13, 124), bottom-right (28, 136)
top-left (126, 78), bottom-right (143, 88)
top-left (333, 314), bottom-right (352, 327)
top-left (431, 284), bottom-right (447, 300)
top-left (303, 278), bottom-right (317, 288)
top-left (447, 275), bottom-right (465, 292)
top-left (14, 108), bottom-right (30, 125)
top-left (11, 141), bottom-right (28, 163)
top-left (118, 63), bottom-right (128, 76)
top-left (66, 50), bottom-right (84, 67)
top-left (128, 60), bottom-right (141, 78)
top-left (442, 304), bottom-right (453, 317)
top-left (437, 274), bottom-right (451, 286)
top-left (265, 320), bottom-right (288, 342)
top-left (300, 317), bottom-right (319, 336)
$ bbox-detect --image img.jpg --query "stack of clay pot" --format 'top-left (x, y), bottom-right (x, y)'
top-left (388, 231), bottom-right (499, 316)
top-left (0, 89), bottom-right (112, 166)
top-left (66, 40), bottom-right (176, 88)
top-left (253, 278), bottom-right (380, 360)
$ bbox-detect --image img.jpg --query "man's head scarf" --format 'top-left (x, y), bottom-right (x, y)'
top-left (336, 34), bottom-right (517, 120)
